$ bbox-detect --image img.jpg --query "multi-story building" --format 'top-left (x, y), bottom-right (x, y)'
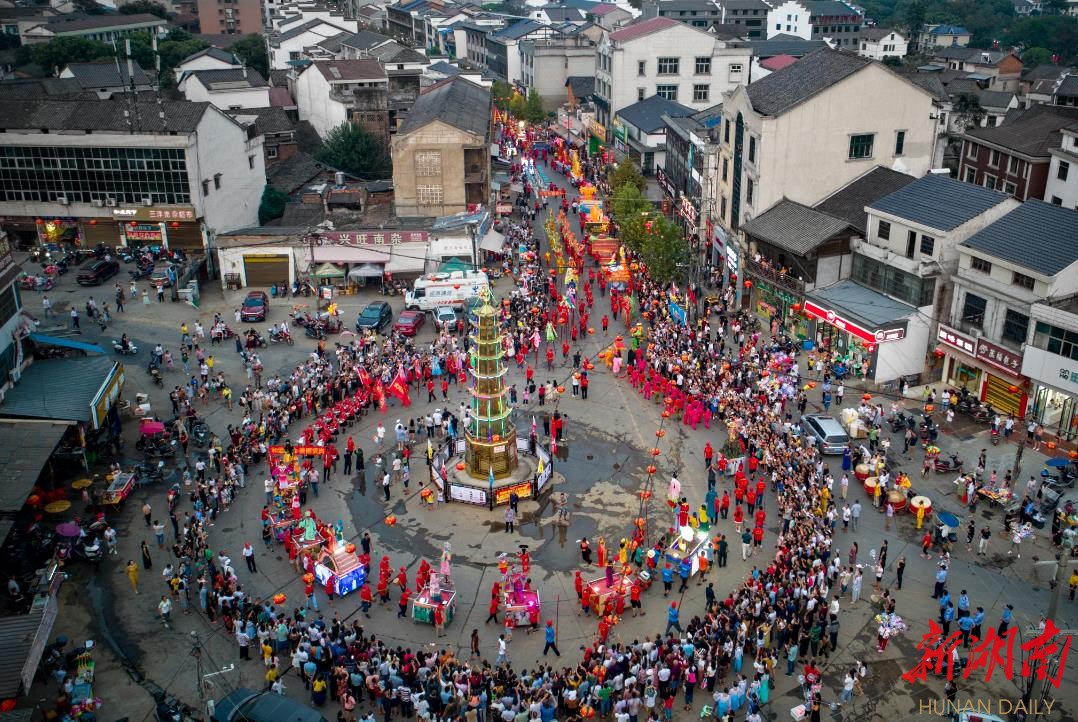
top-left (594, 16), bottom-right (752, 126)
top-left (173, 47), bottom-right (242, 83)
top-left (197, 0), bottom-right (262, 35)
top-left (858, 28), bottom-right (906, 60)
top-left (485, 20), bottom-right (555, 85)
top-left (269, 18), bottom-right (354, 69)
top-left (294, 59), bottom-right (390, 142)
top-left (520, 30), bottom-right (596, 108)
top-left (225, 107), bottom-right (298, 165)
top-left (661, 104), bottom-right (722, 241)
top-left (916, 23), bottom-right (971, 51)
top-left (715, 48), bottom-right (937, 235)
top-left (587, 3), bottom-right (634, 30)
top-left (0, 98), bottom-right (264, 251)
top-left (391, 77), bottom-right (491, 217)
top-left (957, 104), bottom-right (1078, 200)
top-left (179, 68), bottom-right (271, 110)
top-left (1056, 75), bottom-right (1078, 107)
top-left (58, 62), bottom-right (155, 99)
top-left (613, 95), bottom-right (695, 174)
top-left (765, 0), bottom-right (810, 39)
top-left (1045, 124), bottom-right (1078, 209)
top-left (643, 0), bottom-right (724, 29)
top-left (716, 0), bottom-right (770, 39)
top-left (931, 47), bottom-right (1023, 92)
top-left (21, 12), bottom-right (168, 45)
top-left (946, 201), bottom-right (1078, 418)
top-left (1025, 295), bottom-right (1078, 440)
top-left (803, 0), bottom-right (861, 49)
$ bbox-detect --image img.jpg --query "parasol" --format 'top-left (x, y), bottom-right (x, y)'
top-left (1045, 458), bottom-right (1072, 468)
top-left (56, 521), bottom-right (82, 537)
top-left (312, 263), bottom-right (345, 279)
top-left (937, 511), bottom-right (960, 530)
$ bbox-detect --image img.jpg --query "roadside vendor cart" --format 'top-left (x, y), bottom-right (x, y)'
top-left (102, 472), bottom-right (137, 508)
top-left (977, 486), bottom-right (1013, 508)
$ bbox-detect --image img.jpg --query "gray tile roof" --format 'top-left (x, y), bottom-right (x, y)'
top-left (1058, 75), bottom-right (1078, 97)
top-left (868, 173), bottom-right (1011, 231)
top-left (180, 46), bottom-right (239, 65)
top-left (226, 106), bottom-right (295, 134)
top-left (740, 198), bottom-right (853, 255)
top-left (0, 606), bottom-right (54, 696)
top-left (809, 279), bottom-right (915, 326)
top-left (565, 75), bottom-right (595, 98)
top-left (735, 37), bottom-right (827, 58)
top-left (399, 76), bottom-right (490, 137)
top-left (0, 98), bottom-right (210, 133)
top-left (813, 166), bottom-right (916, 234)
top-left (64, 61), bottom-right (151, 88)
top-left (746, 48), bottom-right (873, 116)
top-left (427, 61), bottom-right (461, 75)
top-left (277, 18), bottom-right (350, 41)
top-left (965, 103), bottom-right (1078, 157)
top-left (491, 20), bottom-right (545, 40)
top-left (802, 0), bottom-right (862, 17)
top-left (369, 42), bottom-right (427, 64)
top-left (38, 12), bottom-right (165, 33)
top-left (339, 29), bottom-right (394, 51)
top-left (616, 94), bottom-right (694, 134)
top-left (0, 77), bottom-right (86, 100)
top-left (960, 201), bottom-right (1078, 276)
top-left (978, 89), bottom-right (1015, 109)
top-left (860, 27), bottom-right (901, 41)
top-left (0, 421), bottom-right (70, 515)
top-left (188, 67), bottom-right (268, 89)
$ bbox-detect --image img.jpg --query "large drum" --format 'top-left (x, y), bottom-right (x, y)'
top-left (909, 495), bottom-right (932, 517)
top-left (887, 489), bottom-right (907, 512)
top-left (863, 476), bottom-right (879, 496)
top-left (855, 463), bottom-right (871, 481)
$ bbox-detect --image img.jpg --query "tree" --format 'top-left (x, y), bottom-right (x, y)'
top-left (17, 36), bottom-right (112, 73)
top-left (490, 80), bottom-right (514, 111)
top-left (637, 215), bottom-right (689, 285)
top-left (314, 123), bottom-right (391, 179)
top-left (609, 160), bottom-right (647, 194)
top-left (610, 182), bottom-right (651, 226)
top-left (904, 0), bottom-right (927, 37)
top-left (952, 93), bottom-right (986, 134)
top-left (228, 33), bottom-right (269, 79)
top-left (119, 0), bottom-right (171, 18)
top-left (258, 185), bottom-right (289, 225)
top-left (1022, 46), bottom-right (1054, 66)
top-left (508, 93), bottom-right (527, 121)
top-left (882, 56), bottom-right (904, 68)
top-left (524, 89), bottom-right (545, 124)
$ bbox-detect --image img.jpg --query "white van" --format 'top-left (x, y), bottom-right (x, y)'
top-left (405, 270), bottom-right (489, 312)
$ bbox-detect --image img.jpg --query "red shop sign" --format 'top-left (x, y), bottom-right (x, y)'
top-left (803, 300), bottom-right (906, 344)
top-left (269, 445), bottom-right (326, 456)
top-left (975, 338), bottom-right (1023, 378)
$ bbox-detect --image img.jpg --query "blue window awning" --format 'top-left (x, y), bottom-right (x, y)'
top-left (29, 333), bottom-right (106, 355)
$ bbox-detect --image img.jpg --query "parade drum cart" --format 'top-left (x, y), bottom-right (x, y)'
top-left (411, 582), bottom-right (457, 624)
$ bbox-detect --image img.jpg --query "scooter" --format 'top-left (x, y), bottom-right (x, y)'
top-left (128, 263), bottom-right (154, 281)
top-left (191, 420), bottom-right (210, 447)
top-left (73, 536), bottom-right (104, 564)
top-left (889, 412), bottom-right (909, 434)
top-left (919, 414), bottom-right (939, 443)
top-left (113, 339), bottom-right (138, 355)
top-left (934, 453), bottom-right (964, 474)
top-left (135, 459), bottom-right (167, 483)
top-left (147, 360), bottom-right (163, 387)
top-left (268, 327), bottom-right (294, 346)
top-left (991, 427), bottom-right (1000, 446)
top-left (142, 439), bottom-right (176, 458)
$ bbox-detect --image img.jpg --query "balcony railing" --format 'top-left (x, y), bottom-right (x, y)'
top-left (744, 256), bottom-right (806, 295)
top-left (464, 169), bottom-right (487, 184)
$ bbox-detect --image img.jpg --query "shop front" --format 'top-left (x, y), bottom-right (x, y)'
top-left (588, 120), bottom-right (606, 157)
top-left (934, 324), bottom-right (982, 391)
top-left (313, 230), bottom-right (429, 290)
top-left (1023, 346), bottom-right (1078, 441)
top-left (750, 279), bottom-right (810, 340)
top-left (933, 324), bottom-right (1027, 418)
top-left (803, 281), bottom-right (918, 383)
top-left (109, 206), bottom-right (203, 251)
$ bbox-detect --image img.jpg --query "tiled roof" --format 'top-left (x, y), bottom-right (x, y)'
top-left (64, 61), bottom-right (152, 88)
top-left (609, 16), bottom-right (680, 42)
top-left (1058, 75), bottom-right (1078, 96)
top-left (960, 201), bottom-right (1078, 276)
top-left (369, 42), bottom-right (428, 64)
top-left (566, 75), bottom-right (595, 98)
top-left (590, 3), bottom-right (620, 15)
top-left (339, 29), bottom-right (393, 51)
top-left (399, 76), bottom-right (490, 137)
top-left (277, 18), bottom-right (350, 41)
top-left (745, 48), bottom-right (872, 116)
top-left (0, 98), bottom-right (210, 133)
top-left (180, 47), bottom-right (238, 65)
top-left (928, 24), bottom-right (969, 35)
top-left (226, 106), bottom-right (295, 134)
top-left (491, 20), bottom-right (545, 40)
top-left (813, 166), bottom-right (916, 234)
top-left (188, 67), bottom-right (268, 89)
top-left (312, 59), bottom-right (387, 82)
top-left (759, 54), bottom-right (797, 71)
top-left (802, 0), bottom-right (861, 17)
top-left (38, 12), bottom-right (165, 32)
top-left (268, 86), bottom-right (294, 107)
top-left (977, 89), bottom-right (1015, 109)
top-left (267, 151), bottom-right (335, 195)
top-left (734, 37), bottom-right (827, 59)
top-left (740, 199), bottom-right (853, 256)
top-left (543, 7), bottom-right (585, 21)
top-left (616, 94), bottom-right (693, 134)
top-left (0, 77), bottom-right (85, 100)
top-left (965, 104), bottom-right (1078, 157)
top-left (868, 173), bottom-right (1011, 231)
top-left (860, 27), bottom-right (901, 41)
top-left (427, 61), bottom-right (462, 75)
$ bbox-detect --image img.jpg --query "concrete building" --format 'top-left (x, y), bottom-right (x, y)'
top-left (225, 106), bottom-right (298, 165)
top-left (643, 0), bottom-right (723, 29)
top-left (947, 201), bottom-right (1078, 418)
top-left (613, 94), bottom-right (695, 173)
top-left (21, 12), bottom-right (167, 44)
top-left (294, 59), bottom-right (390, 142)
top-left (197, 0), bottom-right (262, 35)
top-left (179, 68), bottom-right (271, 110)
top-left (58, 61), bottom-right (154, 99)
top-left (715, 0), bottom-right (770, 39)
top-left (270, 18), bottom-right (354, 69)
top-left (858, 28), bottom-right (906, 60)
top-left (485, 20), bottom-right (555, 85)
top-left (587, 3), bottom-right (633, 30)
top-left (391, 77), bottom-right (491, 217)
top-left (594, 16), bottom-right (752, 126)
top-left (661, 103), bottom-right (722, 239)
top-left (1024, 296), bottom-right (1078, 441)
top-left (916, 23), bottom-right (971, 51)
top-left (958, 104), bottom-right (1078, 201)
top-left (803, 0), bottom-right (861, 49)
top-left (716, 48), bottom-right (937, 235)
top-left (766, 0), bottom-right (810, 39)
top-left (520, 30), bottom-right (596, 108)
top-left (0, 98), bottom-right (265, 251)
top-left (931, 47), bottom-right (1023, 93)
top-left (173, 47), bottom-right (242, 83)
top-left (1046, 124), bottom-right (1078, 209)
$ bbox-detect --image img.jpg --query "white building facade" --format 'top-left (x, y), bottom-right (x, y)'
top-left (766, 0), bottom-right (810, 39)
top-left (294, 59), bottom-right (389, 139)
top-left (858, 29), bottom-right (907, 60)
top-left (1046, 125), bottom-right (1078, 209)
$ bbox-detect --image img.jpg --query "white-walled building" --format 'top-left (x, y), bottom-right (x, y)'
top-left (594, 16), bottom-right (753, 126)
top-left (766, 0), bottom-right (810, 39)
top-left (858, 28), bottom-right (906, 60)
top-left (520, 31), bottom-right (596, 108)
top-left (178, 68), bottom-right (271, 110)
top-left (269, 18), bottom-right (353, 69)
top-left (1046, 124), bottom-right (1078, 209)
top-left (173, 47), bottom-right (242, 83)
top-left (294, 59), bottom-right (389, 139)
top-left (0, 98), bottom-right (264, 251)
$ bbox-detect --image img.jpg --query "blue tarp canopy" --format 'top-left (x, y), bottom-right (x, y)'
top-left (29, 333), bottom-right (105, 355)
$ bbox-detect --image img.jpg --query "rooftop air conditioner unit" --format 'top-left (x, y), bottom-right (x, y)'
top-left (57, 196), bottom-right (69, 205)
top-left (105, 197), bottom-right (117, 207)
top-left (142, 197), bottom-right (153, 206)
top-left (91, 199), bottom-right (105, 207)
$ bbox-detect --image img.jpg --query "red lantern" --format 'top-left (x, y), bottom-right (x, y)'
top-left (655, 429), bottom-right (666, 438)
top-left (791, 303), bottom-right (801, 312)
top-left (646, 465), bottom-right (657, 474)
top-left (1069, 450), bottom-right (1078, 460)
top-left (808, 381), bottom-right (817, 389)
top-left (649, 447), bottom-right (662, 457)
top-left (273, 593), bottom-right (287, 605)
top-left (170, 221), bottom-right (180, 228)
top-left (456, 462), bottom-right (466, 471)
top-left (862, 393), bottom-right (872, 402)
top-left (35, 218), bottom-right (44, 225)
top-left (89, 219), bottom-right (97, 225)
top-left (1008, 385), bottom-right (1020, 394)
top-left (640, 491), bottom-right (652, 499)
top-left (385, 515), bottom-right (397, 526)
top-left (453, 284), bottom-right (461, 290)
top-left (1047, 441), bottom-right (1058, 450)
top-left (744, 280), bottom-right (753, 289)
top-left (661, 410), bottom-right (672, 418)
top-left (934, 348), bottom-right (945, 358)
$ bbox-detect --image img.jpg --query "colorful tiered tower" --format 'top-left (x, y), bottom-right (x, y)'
top-left (465, 301), bottom-right (519, 479)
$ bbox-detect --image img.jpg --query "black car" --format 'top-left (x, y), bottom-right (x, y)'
top-left (212, 688), bottom-right (327, 722)
top-left (356, 301), bottom-right (393, 333)
top-left (76, 259), bottom-right (120, 285)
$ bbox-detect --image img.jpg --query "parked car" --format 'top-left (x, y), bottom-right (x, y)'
top-left (434, 306), bottom-right (458, 332)
top-left (801, 414), bottom-right (850, 455)
top-left (356, 301), bottom-right (392, 333)
top-left (76, 259), bottom-right (120, 285)
top-left (212, 688), bottom-right (327, 722)
top-left (394, 309), bottom-right (427, 336)
top-left (240, 291), bottom-right (269, 322)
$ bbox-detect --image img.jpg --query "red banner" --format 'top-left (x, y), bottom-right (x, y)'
top-left (269, 445), bottom-right (325, 456)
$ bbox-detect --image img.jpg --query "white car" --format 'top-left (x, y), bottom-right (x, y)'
top-left (434, 306), bottom-right (458, 331)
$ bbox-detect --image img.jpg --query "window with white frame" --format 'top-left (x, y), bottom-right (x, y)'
top-left (656, 84), bottom-right (678, 100)
top-left (657, 57), bottom-right (679, 75)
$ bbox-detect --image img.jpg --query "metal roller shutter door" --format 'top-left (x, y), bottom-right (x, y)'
top-left (243, 255), bottom-right (289, 287)
top-left (983, 373), bottom-right (1022, 417)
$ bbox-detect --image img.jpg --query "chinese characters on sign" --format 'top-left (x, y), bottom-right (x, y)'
top-left (268, 445), bottom-right (326, 456)
top-left (802, 301), bottom-right (907, 344)
top-left (937, 324), bottom-right (976, 355)
top-left (319, 231), bottom-right (428, 246)
top-left (902, 618), bottom-right (1072, 688)
top-left (975, 338), bottom-right (1023, 377)
top-left (112, 207), bottom-right (196, 222)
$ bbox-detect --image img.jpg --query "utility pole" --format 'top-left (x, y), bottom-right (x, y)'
top-left (1013, 437), bottom-right (1025, 486)
top-left (1044, 555), bottom-right (1078, 623)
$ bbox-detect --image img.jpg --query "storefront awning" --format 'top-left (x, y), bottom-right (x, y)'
top-left (0, 356), bottom-right (120, 428)
top-left (0, 420), bottom-right (70, 513)
top-left (807, 280), bottom-right (915, 330)
top-left (0, 598), bottom-right (60, 698)
top-left (311, 262), bottom-right (345, 278)
top-left (29, 333), bottom-right (105, 355)
top-left (385, 243), bottom-right (427, 275)
top-left (480, 229), bottom-right (506, 253)
top-left (348, 263), bottom-right (383, 279)
top-left (311, 246), bottom-right (392, 264)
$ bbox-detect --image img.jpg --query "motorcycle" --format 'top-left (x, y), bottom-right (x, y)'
top-left (991, 427), bottom-right (1000, 446)
top-left (889, 412), bottom-right (909, 433)
top-left (972, 404), bottom-right (994, 423)
top-left (190, 420), bottom-right (210, 447)
top-left (129, 263), bottom-right (154, 281)
top-left (113, 339), bottom-right (138, 355)
top-left (147, 359), bottom-right (164, 387)
top-left (134, 458), bottom-right (167, 483)
top-left (245, 331), bottom-right (267, 349)
top-left (42, 260), bottom-right (67, 276)
top-left (73, 535), bottom-right (104, 564)
top-left (934, 453), bottom-right (964, 474)
top-left (268, 327), bottom-right (294, 346)
top-left (919, 414), bottom-right (939, 443)
top-left (141, 439), bottom-right (176, 458)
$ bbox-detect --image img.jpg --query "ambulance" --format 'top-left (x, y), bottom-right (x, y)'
top-left (405, 270), bottom-right (490, 312)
